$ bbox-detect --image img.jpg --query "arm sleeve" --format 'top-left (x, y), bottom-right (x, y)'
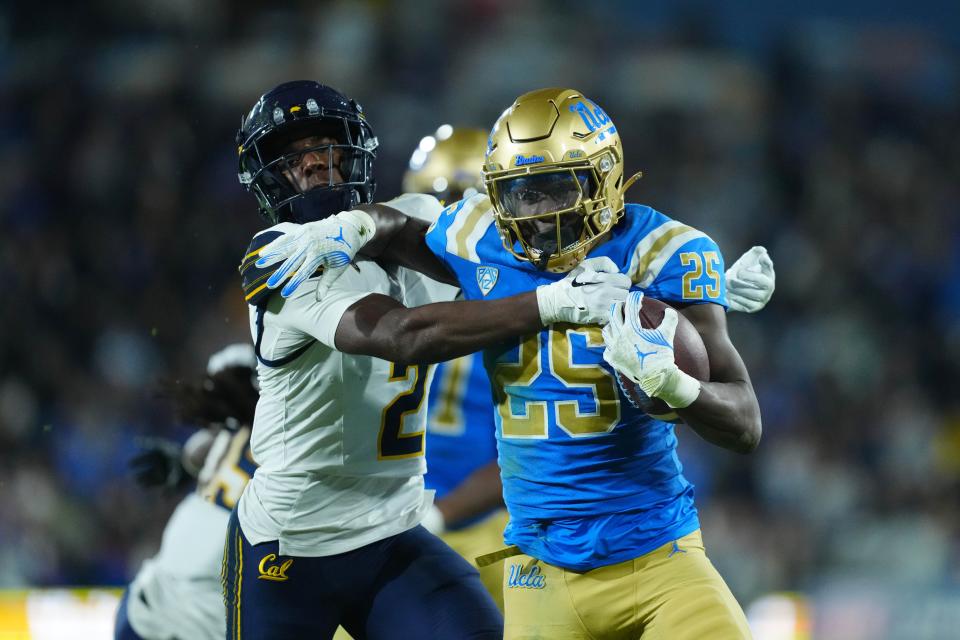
top-left (271, 265), bottom-right (379, 349)
top-left (384, 192), bottom-right (445, 225)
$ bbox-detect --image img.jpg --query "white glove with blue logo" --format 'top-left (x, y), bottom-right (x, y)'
top-left (726, 246), bottom-right (775, 313)
top-left (536, 257), bottom-right (632, 326)
top-left (255, 209), bottom-right (376, 298)
top-left (601, 291), bottom-right (701, 409)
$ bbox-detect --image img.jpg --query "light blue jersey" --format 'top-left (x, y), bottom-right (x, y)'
top-left (424, 194), bottom-right (727, 570)
top-left (423, 352), bottom-right (498, 529)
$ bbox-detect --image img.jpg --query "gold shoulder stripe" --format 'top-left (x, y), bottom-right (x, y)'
top-left (445, 194), bottom-right (495, 261)
top-left (631, 225), bottom-right (709, 288)
top-left (629, 223), bottom-right (691, 283)
top-left (455, 201), bottom-right (492, 258)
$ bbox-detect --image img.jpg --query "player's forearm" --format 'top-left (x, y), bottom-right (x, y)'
top-left (436, 461), bottom-right (504, 528)
top-left (356, 203), bottom-right (457, 285)
top-left (675, 381), bottom-right (761, 454)
top-left (336, 292), bottom-right (542, 365)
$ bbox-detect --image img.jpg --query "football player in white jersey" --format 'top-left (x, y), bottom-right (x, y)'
top-left (115, 344), bottom-right (259, 640)
top-left (224, 81), bottom-right (632, 639)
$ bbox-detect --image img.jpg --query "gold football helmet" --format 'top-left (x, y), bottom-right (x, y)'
top-left (402, 126), bottom-right (488, 204)
top-left (483, 88), bottom-right (642, 272)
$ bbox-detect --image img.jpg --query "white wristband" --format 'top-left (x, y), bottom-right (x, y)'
top-left (535, 286), bottom-right (552, 325)
top-left (658, 369), bottom-right (702, 409)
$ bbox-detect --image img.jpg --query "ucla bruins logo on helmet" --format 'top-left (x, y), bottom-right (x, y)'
top-left (483, 88), bottom-right (642, 273)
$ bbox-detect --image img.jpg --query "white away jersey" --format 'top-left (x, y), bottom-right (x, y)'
top-left (238, 193), bottom-right (458, 556)
top-left (126, 427), bottom-right (254, 640)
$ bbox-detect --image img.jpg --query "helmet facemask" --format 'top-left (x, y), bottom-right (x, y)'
top-left (237, 82), bottom-right (378, 225)
top-left (241, 118), bottom-right (376, 224)
top-left (483, 88), bottom-right (635, 273)
top-left (486, 152), bottom-right (623, 272)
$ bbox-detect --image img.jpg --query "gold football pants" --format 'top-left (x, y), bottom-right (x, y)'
top-left (502, 529), bottom-right (752, 640)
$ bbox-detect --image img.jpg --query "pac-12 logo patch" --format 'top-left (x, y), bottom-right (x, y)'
top-left (476, 266), bottom-right (499, 296)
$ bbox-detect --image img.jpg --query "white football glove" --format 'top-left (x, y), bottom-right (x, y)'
top-left (536, 256), bottom-right (632, 326)
top-left (602, 291), bottom-right (701, 409)
top-left (726, 246), bottom-right (775, 313)
top-left (255, 209), bottom-right (376, 298)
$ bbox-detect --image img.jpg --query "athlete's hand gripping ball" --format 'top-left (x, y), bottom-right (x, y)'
top-left (602, 291), bottom-right (701, 409)
top-left (725, 246), bottom-right (775, 313)
top-left (536, 256), bottom-right (632, 326)
top-left (255, 209), bottom-right (376, 298)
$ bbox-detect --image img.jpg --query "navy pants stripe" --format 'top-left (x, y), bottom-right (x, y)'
top-left (113, 588), bottom-right (145, 640)
top-left (222, 510), bottom-right (502, 639)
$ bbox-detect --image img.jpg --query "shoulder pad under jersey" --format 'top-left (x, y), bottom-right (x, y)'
top-left (238, 231), bottom-right (284, 306)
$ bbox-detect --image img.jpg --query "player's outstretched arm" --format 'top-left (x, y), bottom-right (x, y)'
top-left (357, 203), bottom-right (456, 285)
top-left (603, 292), bottom-right (761, 454)
top-left (335, 257), bottom-right (631, 364)
top-left (255, 202), bottom-right (455, 298)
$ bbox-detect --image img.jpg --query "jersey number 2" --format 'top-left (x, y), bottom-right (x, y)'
top-left (378, 363), bottom-right (429, 459)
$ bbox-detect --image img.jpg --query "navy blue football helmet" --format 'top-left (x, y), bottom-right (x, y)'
top-left (237, 81), bottom-right (378, 224)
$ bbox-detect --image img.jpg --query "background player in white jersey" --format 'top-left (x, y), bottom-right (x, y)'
top-left (224, 81), bottom-right (632, 639)
top-left (254, 87), bottom-right (772, 639)
top-left (114, 344), bottom-right (258, 640)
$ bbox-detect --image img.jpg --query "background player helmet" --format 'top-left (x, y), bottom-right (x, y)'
top-left (236, 80), bottom-right (378, 224)
top-left (163, 343), bottom-right (259, 430)
top-left (402, 126), bottom-right (487, 204)
top-left (483, 88), bottom-right (641, 273)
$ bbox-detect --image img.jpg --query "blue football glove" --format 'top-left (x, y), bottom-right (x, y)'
top-left (601, 291), bottom-right (701, 409)
top-left (255, 209), bottom-right (376, 298)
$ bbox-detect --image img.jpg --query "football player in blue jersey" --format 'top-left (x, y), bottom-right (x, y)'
top-left (257, 87), bottom-right (771, 639)
top-left (400, 125), bottom-right (774, 621)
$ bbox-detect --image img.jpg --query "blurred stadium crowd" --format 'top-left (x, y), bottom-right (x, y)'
top-left (2, 0), bottom-right (958, 627)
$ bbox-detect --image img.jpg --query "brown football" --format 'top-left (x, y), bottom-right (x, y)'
top-left (615, 297), bottom-right (710, 423)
